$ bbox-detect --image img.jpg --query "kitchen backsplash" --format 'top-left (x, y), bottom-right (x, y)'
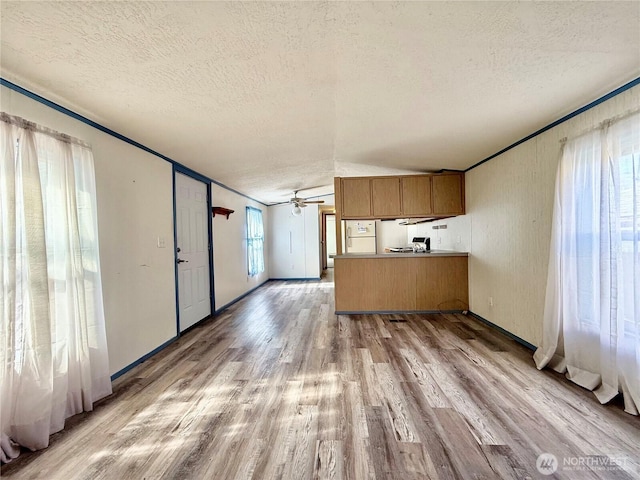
top-left (407, 215), bottom-right (471, 252)
top-left (375, 219), bottom-right (408, 252)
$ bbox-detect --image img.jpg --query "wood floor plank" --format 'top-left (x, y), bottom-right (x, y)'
top-left (282, 405), bottom-right (319, 480)
top-left (358, 348), bottom-right (384, 407)
top-left (432, 407), bottom-right (498, 480)
top-left (373, 363), bottom-right (420, 443)
top-left (397, 380), bottom-right (461, 480)
top-left (398, 348), bottom-right (451, 408)
top-left (314, 440), bottom-right (343, 480)
top-left (340, 381), bottom-right (373, 480)
top-left (3, 274), bottom-right (639, 480)
top-left (365, 406), bottom-right (407, 480)
top-left (426, 362), bottom-right (506, 445)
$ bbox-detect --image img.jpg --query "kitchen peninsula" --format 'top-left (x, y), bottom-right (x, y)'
top-left (333, 173), bottom-right (469, 314)
top-left (333, 251), bottom-right (468, 313)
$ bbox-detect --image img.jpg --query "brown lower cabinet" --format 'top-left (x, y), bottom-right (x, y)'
top-left (334, 255), bottom-right (468, 312)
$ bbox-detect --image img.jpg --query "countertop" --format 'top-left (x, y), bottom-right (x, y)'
top-left (331, 250), bottom-right (468, 259)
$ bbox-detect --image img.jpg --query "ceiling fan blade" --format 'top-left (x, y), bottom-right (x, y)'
top-left (302, 200), bottom-right (325, 204)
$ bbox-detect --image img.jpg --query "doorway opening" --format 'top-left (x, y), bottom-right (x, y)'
top-left (319, 206), bottom-right (336, 279)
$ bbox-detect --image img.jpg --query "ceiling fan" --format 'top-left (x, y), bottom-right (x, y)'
top-left (290, 190), bottom-right (324, 216)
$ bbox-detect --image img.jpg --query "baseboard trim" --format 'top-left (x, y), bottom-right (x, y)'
top-left (110, 336), bottom-right (177, 381)
top-left (112, 281), bottom-right (271, 381)
top-left (335, 310), bottom-right (464, 315)
top-left (214, 280), bottom-right (270, 315)
top-left (468, 311), bottom-right (537, 351)
top-left (269, 277), bottom-right (322, 281)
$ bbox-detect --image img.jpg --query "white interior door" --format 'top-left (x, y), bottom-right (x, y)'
top-left (175, 172), bottom-right (211, 332)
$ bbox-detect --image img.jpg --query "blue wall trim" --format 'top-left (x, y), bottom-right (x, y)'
top-left (210, 179), bottom-right (268, 206)
top-left (174, 168), bottom-right (216, 334)
top-left (465, 77), bottom-right (640, 173)
top-left (172, 168), bottom-right (181, 336)
top-left (468, 311), bottom-right (536, 351)
top-left (5, 76), bottom-right (638, 191)
top-left (110, 337), bottom-right (177, 381)
top-left (208, 182), bottom-right (216, 315)
top-left (1, 77), bottom-right (267, 206)
top-left (174, 163), bottom-right (211, 186)
top-left (214, 279), bottom-right (269, 314)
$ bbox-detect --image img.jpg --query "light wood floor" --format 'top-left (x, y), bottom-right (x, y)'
top-left (2, 276), bottom-right (639, 479)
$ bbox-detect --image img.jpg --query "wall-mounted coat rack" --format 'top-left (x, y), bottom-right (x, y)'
top-left (212, 207), bottom-right (234, 219)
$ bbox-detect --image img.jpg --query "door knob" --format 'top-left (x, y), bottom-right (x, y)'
top-left (177, 258), bottom-right (188, 264)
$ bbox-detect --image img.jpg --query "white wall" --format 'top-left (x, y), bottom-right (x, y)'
top-left (466, 84), bottom-right (640, 346)
top-left (376, 220), bottom-right (409, 251)
top-left (408, 215), bottom-right (471, 252)
top-left (1, 85), bottom-right (177, 376)
top-left (268, 194), bottom-right (334, 279)
top-left (268, 203), bottom-right (320, 278)
top-left (212, 185), bottom-right (269, 310)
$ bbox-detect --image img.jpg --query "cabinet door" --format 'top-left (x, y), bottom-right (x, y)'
top-left (401, 176), bottom-right (432, 216)
top-left (432, 173), bottom-right (464, 215)
top-left (341, 178), bottom-right (372, 218)
top-left (372, 177), bottom-right (401, 217)
top-left (415, 257), bottom-right (468, 310)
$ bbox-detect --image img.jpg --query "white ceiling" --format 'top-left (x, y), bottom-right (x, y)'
top-left (2, 1), bottom-right (639, 204)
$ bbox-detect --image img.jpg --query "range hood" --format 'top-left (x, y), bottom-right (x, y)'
top-left (398, 218), bottom-right (436, 225)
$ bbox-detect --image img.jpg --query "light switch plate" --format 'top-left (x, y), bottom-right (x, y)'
top-left (157, 236), bottom-right (166, 248)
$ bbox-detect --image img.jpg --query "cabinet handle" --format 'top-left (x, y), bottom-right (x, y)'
top-left (289, 231), bottom-right (292, 253)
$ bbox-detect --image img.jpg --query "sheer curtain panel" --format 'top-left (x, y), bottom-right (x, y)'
top-left (246, 207), bottom-right (264, 276)
top-left (1, 113), bottom-right (111, 462)
top-left (534, 112), bottom-right (640, 415)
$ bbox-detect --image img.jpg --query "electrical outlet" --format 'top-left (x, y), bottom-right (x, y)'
top-left (488, 296), bottom-right (494, 307)
top-left (157, 236), bottom-right (166, 248)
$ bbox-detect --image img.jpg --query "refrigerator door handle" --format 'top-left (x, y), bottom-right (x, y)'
top-left (348, 237), bottom-right (352, 248)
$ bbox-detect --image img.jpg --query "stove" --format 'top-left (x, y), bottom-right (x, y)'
top-left (388, 237), bottom-right (431, 253)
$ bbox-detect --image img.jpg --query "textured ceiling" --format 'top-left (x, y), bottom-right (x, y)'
top-left (2, 1), bottom-right (639, 203)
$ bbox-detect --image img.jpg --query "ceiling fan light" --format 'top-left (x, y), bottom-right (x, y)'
top-left (292, 205), bottom-right (302, 216)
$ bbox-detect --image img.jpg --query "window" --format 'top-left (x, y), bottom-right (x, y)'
top-left (1, 113), bottom-right (112, 456)
top-left (246, 206), bottom-right (264, 276)
top-left (535, 111), bottom-right (640, 415)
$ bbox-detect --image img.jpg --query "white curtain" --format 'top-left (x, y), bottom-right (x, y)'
top-left (0, 114), bottom-right (112, 462)
top-left (246, 206), bottom-right (264, 276)
top-left (534, 112), bottom-right (640, 415)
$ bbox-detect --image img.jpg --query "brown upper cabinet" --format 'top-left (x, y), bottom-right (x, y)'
top-left (401, 175), bottom-right (432, 216)
top-left (340, 177), bottom-right (372, 218)
top-left (337, 172), bottom-right (464, 219)
top-left (371, 177), bottom-right (401, 217)
top-left (432, 173), bottom-right (465, 215)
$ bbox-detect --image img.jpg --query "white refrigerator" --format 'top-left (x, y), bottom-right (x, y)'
top-left (344, 220), bottom-right (377, 254)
